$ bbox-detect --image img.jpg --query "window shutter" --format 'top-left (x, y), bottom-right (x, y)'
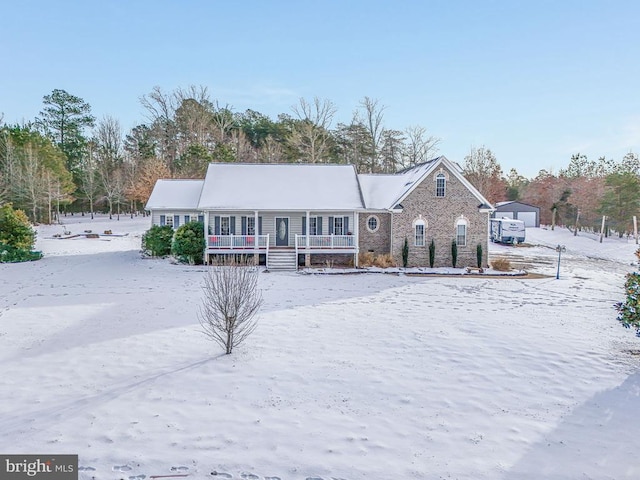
top-left (174, 215), bottom-right (180, 228)
top-left (258, 216), bottom-right (263, 235)
top-left (302, 216), bottom-right (306, 235)
top-left (230, 217), bottom-right (236, 235)
top-left (184, 215), bottom-right (190, 223)
top-left (159, 215), bottom-right (165, 226)
top-left (241, 216), bottom-right (247, 235)
top-left (214, 216), bottom-right (221, 235)
top-left (344, 216), bottom-right (349, 234)
top-left (317, 217), bottom-right (323, 235)
top-left (328, 216), bottom-right (334, 234)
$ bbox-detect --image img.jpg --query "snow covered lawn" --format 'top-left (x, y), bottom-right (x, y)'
top-left (1, 216), bottom-right (639, 479)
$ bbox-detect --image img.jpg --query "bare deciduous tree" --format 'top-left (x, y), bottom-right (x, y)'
top-left (140, 86), bottom-right (179, 172)
top-left (403, 125), bottom-right (441, 168)
top-left (359, 96), bottom-right (386, 173)
top-left (289, 97), bottom-right (337, 163)
top-left (198, 260), bottom-right (263, 355)
top-left (95, 116), bottom-right (124, 219)
top-left (79, 141), bottom-right (100, 218)
top-left (463, 145), bottom-right (506, 204)
top-left (258, 135), bottom-right (284, 163)
top-left (19, 144), bottom-right (46, 222)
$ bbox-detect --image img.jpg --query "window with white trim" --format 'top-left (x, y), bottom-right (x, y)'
top-left (456, 218), bottom-right (468, 246)
top-left (247, 217), bottom-right (256, 236)
top-left (220, 216), bottom-right (231, 235)
top-left (334, 217), bottom-right (344, 235)
top-left (309, 217), bottom-right (318, 235)
top-left (414, 219), bottom-right (426, 246)
top-left (367, 215), bottom-right (379, 232)
top-left (436, 173), bottom-right (446, 197)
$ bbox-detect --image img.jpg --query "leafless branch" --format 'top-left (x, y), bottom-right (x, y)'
top-left (198, 259), bottom-right (263, 355)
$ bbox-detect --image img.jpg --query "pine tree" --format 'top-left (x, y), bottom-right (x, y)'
top-left (38, 89), bottom-right (95, 179)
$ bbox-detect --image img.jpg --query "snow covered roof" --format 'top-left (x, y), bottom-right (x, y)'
top-left (358, 174), bottom-right (412, 210)
top-left (198, 163), bottom-right (365, 211)
top-left (358, 158), bottom-right (440, 209)
top-left (146, 158), bottom-right (493, 213)
top-left (358, 156), bottom-right (493, 211)
top-left (145, 180), bottom-right (204, 210)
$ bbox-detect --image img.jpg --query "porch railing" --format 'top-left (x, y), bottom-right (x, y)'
top-left (295, 234), bottom-right (356, 249)
top-left (207, 234), bottom-right (269, 249)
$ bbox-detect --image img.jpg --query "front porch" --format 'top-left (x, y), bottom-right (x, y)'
top-left (204, 234), bottom-right (358, 269)
top-left (203, 211), bottom-right (361, 269)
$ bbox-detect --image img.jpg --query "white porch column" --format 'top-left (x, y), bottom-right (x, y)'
top-left (354, 211), bottom-right (359, 267)
top-left (203, 211), bottom-right (209, 264)
top-left (305, 210), bottom-right (311, 267)
top-left (254, 210), bottom-right (259, 265)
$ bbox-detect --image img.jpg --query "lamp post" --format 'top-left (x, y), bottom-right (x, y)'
top-left (556, 244), bottom-right (566, 279)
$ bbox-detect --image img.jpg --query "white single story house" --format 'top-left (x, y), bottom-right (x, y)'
top-left (145, 157), bottom-right (494, 270)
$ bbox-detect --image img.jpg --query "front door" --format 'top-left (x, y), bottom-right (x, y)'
top-left (275, 217), bottom-right (289, 246)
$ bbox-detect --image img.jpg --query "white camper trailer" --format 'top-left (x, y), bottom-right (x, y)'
top-left (490, 218), bottom-right (526, 244)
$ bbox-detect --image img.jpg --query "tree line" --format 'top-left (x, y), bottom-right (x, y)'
top-left (464, 147), bottom-right (640, 236)
top-left (0, 86), bottom-right (638, 234)
top-left (0, 86), bottom-right (441, 222)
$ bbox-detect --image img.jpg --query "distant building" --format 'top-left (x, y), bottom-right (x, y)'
top-left (492, 201), bottom-right (540, 227)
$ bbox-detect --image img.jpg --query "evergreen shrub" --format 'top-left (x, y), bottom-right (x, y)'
top-left (429, 239), bottom-right (435, 268)
top-left (451, 239), bottom-right (458, 268)
top-left (172, 221), bottom-right (205, 264)
top-left (142, 224), bottom-right (174, 257)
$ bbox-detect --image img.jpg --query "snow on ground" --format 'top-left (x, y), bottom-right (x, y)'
top-left (1, 217), bottom-right (640, 479)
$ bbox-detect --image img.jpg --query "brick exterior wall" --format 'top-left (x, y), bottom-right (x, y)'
top-left (389, 165), bottom-right (489, 268)
top-left (359, 212), bottom-right (391, 254)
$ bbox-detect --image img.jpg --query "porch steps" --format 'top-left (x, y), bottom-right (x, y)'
top-left (267, 250), bottom-right (298, 271)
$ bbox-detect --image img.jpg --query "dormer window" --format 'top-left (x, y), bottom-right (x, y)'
top-left (436, 173), bottom-right (446, 197)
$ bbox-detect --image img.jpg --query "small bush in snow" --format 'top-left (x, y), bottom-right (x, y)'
top-left (0, 203), bottom-right (35, 251)
top-left (374, 253), bottom-right (396, 268)
top-left (358, 252), bottom-right (396, 268)
top-left (491, 257), bottom-right (511, 271)
top-left (142, 224), bottom-right (174, 257)
top-left (0, 243), bottom-right (43, 263)
top-left (616, 268), bottom-right (640, 337)
top-left (198, 258), bottom-right (263, 354)
top-left (358, 251), bottom-right (375, 267)
top-left (0, 203), bottom-right (40, 263)
top-left (172, 221), bottom-right (205, 264)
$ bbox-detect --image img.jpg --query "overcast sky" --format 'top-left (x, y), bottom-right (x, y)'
top-left (2, 0), bottom-right (639, 177)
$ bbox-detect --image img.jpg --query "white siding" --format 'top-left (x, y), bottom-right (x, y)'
top-left (205, 211), bottom-right (355, 247)
top-left (151, 210), bottom-right (203, 227)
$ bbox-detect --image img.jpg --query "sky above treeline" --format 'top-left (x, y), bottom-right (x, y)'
top-left (2, 0), bottom-right (639, 178)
